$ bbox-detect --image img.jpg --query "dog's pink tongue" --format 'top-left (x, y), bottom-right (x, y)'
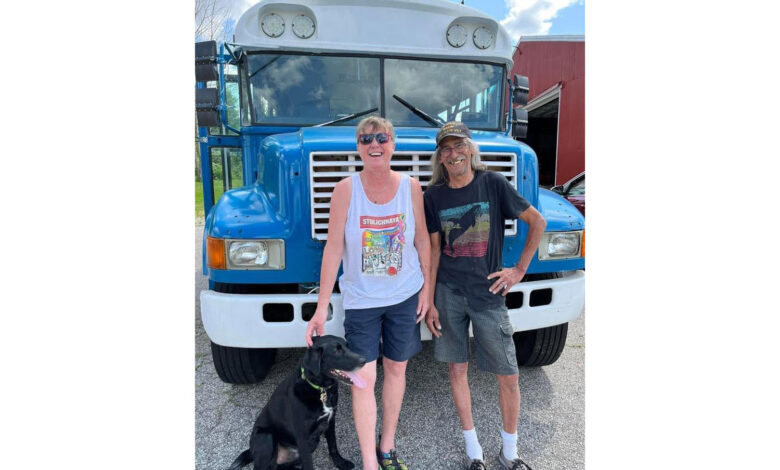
top-left (345, 370), bottom-right (366, 389)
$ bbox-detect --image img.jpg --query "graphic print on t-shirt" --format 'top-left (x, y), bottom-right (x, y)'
top-left (360, 213), bottom-right (406, 276)
top-left (440, 202), bottom-right (489, 258)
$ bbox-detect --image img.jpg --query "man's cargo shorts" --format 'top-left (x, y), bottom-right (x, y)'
top-left (433, 282), bottom-right (519, 375)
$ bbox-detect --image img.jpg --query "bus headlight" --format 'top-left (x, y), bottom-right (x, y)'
top-left (227, 240), bottom-right (285, 269)
top-left (538, 231), bottom-right (583, 260)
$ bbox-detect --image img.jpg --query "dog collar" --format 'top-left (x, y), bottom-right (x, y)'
top-left (301, 367), bottom-right (333, 404)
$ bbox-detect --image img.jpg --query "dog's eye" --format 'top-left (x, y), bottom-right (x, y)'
top-left (336, 345), bottom-right (343, 353)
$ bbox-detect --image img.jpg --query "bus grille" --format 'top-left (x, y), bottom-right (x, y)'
top-left (308, 151), bottom-right (518, 241)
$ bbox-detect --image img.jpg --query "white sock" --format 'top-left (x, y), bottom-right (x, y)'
top-left (501, 429), bottom-right (518, 461)
top-left (462, 428), bottom-right (483, 461)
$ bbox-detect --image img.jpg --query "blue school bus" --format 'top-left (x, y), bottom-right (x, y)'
top-left (197, 0), bottom-right (584, 384)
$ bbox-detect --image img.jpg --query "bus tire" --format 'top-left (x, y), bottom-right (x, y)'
top-left (512, 271), bottom-right (568, 367)
top-left (512, 323), bottom-right (568, 367)
top-left (210, 342), bottom-right (276, 384)
top-left (209, 282), bottom-right (278, 384)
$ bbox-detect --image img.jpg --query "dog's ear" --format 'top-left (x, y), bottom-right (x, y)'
top-left (303, 344), bottom-right (322, 376)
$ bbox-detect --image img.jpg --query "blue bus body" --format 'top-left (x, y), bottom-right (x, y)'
top-left (196, 0), bottom-right (584, 383)
top-left (201, 126), bottom-right (584, 283)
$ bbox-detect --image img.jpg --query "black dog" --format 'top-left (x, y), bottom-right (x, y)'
top-left (227, 335), bottom-right (367, 470)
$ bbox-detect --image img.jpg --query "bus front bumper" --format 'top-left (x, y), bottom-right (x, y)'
top-left (200, 270), bottom-right (584, 348)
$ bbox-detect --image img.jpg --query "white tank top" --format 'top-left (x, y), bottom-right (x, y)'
top-left (338, 173), bottom-right (423, 310)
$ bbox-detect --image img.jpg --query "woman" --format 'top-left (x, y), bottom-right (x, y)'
top-left (305, 116), bottom-right (430, 470)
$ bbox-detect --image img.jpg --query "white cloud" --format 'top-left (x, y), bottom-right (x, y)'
top-left (500, 0), bottom-right (578, 41)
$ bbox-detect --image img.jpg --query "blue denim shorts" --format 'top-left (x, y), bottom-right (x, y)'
top-left (344, 292), bottom-right (422, 363)
top-left (433, 283), bottom-right (518, 375)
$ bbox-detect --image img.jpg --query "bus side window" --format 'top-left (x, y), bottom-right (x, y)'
top-left (210, 147), bottom-right (243, 200)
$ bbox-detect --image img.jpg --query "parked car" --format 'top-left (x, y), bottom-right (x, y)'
top-left (552, 172), bottom-right (585, 216)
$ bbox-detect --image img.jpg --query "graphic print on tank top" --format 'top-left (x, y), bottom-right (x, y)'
top-left (440, 202), bottom-right (489, 258)
top-left (360, 213), bottom-right (406, 276)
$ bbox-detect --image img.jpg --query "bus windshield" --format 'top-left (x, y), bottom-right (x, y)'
top-left (245, 54), bottom-right (505, 130)
top-left (385, 59), bottom-right (504, 129)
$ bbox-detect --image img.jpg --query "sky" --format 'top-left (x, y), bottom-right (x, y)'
top-left (212, 0), bottom-right (584, 43)
top-left (461, 0), bottom-right (584, 37)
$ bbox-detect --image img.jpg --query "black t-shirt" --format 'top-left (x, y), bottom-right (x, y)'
top-left (424, 170), bottom-right (531, 309)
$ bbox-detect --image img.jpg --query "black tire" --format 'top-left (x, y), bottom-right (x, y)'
top-left (209, 282), bottom-right (278, 384)
top-left (211, 342), bottom-right (276, 384)
top-left (513, 323), bottom-right (568, 367)
top-left (512, 272), bottom-right (569, 367)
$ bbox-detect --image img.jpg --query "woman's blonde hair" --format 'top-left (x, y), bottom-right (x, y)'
top-left (356, 116), bottom-right (395, 142)
top-left (429, 138), bottom-right (486, 186)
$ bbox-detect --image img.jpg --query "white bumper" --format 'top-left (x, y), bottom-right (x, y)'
top-left (200, 270), bottom-right (584, 348)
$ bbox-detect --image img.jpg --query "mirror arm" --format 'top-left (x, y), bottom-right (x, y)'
top-left (224, 42), bottom-right (242, 63)
top-left (218, 43), bottom-right (241, 135)
top-left (506, 77), bottom-right (513, 135)
top-left (221, 115), bottom-right (240, 135)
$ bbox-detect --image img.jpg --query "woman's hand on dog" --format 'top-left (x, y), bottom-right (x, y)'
top-left (305, 308), bottom-right (328, 347)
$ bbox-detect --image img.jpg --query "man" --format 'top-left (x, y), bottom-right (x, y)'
top-left (423, 122), bottom-right (545, 470)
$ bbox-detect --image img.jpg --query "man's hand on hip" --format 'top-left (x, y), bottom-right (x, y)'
top-left (487, 266), bottom-right (526, 296)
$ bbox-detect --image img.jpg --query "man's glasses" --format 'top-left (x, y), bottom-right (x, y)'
top-left (358, 132), bottom-right (391, 145)
top-left (438, 140), bottom-right (467, 157)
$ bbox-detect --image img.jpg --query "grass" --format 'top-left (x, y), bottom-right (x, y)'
top-left (195, 179), bottom-right (243, 220)
top-left (195, 181), bottom-right (205, 220)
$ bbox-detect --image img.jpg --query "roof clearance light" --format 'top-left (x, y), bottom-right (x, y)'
top-left (292, 14), bottom-right (315, 39)
top-left (473, 25), bottom-right (495, 49)
top-left (446, 24), bottom-right (468, 48)
top-left (261, 13), bottom-right (285, 38)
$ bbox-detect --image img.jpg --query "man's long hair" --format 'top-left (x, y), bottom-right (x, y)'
top-left (429, 138), bottom-right (486, 186)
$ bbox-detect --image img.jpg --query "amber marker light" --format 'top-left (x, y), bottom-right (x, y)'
top-left (207, 236), bottom-right (226, 270)
top-left (581, 231), bottom-right (585, 258)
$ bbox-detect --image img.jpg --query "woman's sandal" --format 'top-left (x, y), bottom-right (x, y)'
top-left (376, 447), bottom-right (409, 470)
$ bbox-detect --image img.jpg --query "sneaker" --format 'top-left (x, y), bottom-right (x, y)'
top-left (465, 457), bottom-right (487, 470)
top-left (497, 447), bottom-right (532, 470)
top-left (376, 447), bottom-right (408, 470)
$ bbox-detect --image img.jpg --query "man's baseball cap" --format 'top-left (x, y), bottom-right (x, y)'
top-left (436, 121), bottom-right (471, 147)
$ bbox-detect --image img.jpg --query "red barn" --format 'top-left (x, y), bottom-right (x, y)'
top-left (511, 35), bottom-right (584, 187)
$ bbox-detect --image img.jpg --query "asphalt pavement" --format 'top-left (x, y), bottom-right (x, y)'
top-left (195, 223), bottom-right (585, 469)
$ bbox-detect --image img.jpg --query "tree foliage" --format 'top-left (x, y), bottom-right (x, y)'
top-left (194, 0), bottom-right (238, 184)
top-left (195, 0), bottom-right (233, 42)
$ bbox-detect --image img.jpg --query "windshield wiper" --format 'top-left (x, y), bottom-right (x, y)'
top-left (392, 95), bottom-right (443, 127)
top-left (314, 108), bottom-right (378, 127)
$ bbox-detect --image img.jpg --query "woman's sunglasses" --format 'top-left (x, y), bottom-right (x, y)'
top-left (358, 132), bottom-right (391, 145)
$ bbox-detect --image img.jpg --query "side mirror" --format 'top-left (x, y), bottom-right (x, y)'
top-left (195, 40), bottom-right (218, 82)
top-left (196, 88), bottom-right (221, 127)
top-left (511, 107), bottom-right (528, 139)
top-left (512, 74), bottom-right (529, 107)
